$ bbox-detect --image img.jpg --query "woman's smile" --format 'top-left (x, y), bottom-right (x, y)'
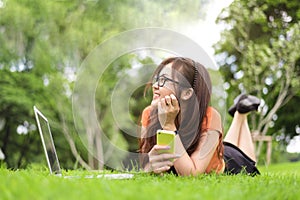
top-left (153, 91), bottom-right (160, 100)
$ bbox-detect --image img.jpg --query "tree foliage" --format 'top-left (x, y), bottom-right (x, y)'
top-left (215, 0), bottom-right (300, 158)
top-left (0, 0), bottom-right (209, 169)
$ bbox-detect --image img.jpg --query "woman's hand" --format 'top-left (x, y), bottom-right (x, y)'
top-left (158, 94), bottom-right (180, 130)
top-left (146, 145), bottom-right (179, 174)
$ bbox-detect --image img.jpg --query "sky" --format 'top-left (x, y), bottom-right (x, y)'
top-left (183, 0), bottom-right (234, 57)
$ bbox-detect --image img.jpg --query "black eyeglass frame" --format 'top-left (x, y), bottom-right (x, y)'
top-left (152, 75), bottom-right (180, 87)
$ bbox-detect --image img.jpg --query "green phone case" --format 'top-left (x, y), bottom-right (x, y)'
top-left (156, 130), bottom-right (175, 154)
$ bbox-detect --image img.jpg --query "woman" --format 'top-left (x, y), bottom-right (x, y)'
top-left (139, 57), bottom-right (260, 176)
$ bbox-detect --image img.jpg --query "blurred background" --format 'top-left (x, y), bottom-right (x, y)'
top-left (0, 0), bottom-right (299, 170)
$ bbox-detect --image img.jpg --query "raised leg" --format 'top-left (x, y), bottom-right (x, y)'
top-left (236, 113), bottom-right (256, 162)
top-left (224, 112), bottom-right (257, 162)
top-left (223, 112), bottom-right (244, 146)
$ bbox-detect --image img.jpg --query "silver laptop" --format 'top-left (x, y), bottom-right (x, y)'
top-left (33, 106), bottom-right (134, 179)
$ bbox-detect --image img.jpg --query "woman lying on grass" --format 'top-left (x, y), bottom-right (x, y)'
top-left (139, 57), bottom-right (260, 176)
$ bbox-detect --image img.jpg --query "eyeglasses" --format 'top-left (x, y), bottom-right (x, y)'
top-left (152, 75), bottom-right (179, 87)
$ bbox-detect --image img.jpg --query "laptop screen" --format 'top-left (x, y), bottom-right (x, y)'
top-left (34, 106), bottom-right (61, 175)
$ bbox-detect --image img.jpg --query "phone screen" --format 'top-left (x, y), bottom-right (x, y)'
top-left (156, 130), bottom-right (175, 154)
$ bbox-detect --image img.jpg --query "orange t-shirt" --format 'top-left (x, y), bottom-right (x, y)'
top-left (202, 107), bottom-right (225, 174)
top-left (141, 106), bottom-right (225, 174)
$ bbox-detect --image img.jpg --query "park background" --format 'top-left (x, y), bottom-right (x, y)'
top-left (0, 0), bottom-right (299, 172)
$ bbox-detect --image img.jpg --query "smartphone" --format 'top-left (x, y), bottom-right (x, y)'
top-left (156, 130), bottom-right (176, 154)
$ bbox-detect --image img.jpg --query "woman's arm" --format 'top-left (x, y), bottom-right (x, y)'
top-left (173, 108), bottom-right (223, 176)
top-left (173, 130), bottom-right (220, 176)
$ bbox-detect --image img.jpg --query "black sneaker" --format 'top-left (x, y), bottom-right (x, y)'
top-left (228, 94), bottom-right (248, 117)
top-left (237, 95), bottom-right (261, 114)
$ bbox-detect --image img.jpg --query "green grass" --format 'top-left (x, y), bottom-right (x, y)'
top-left (1, 162), bottom-right (299, 200)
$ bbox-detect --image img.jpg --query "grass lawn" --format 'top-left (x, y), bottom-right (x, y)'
top-left (1, 161), bottom-right (299, 200)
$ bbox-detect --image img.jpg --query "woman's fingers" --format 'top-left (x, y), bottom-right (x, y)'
top-left (161, 95), bottom-right (179, 113)
top-left (154, 145), bottom-right (170, 151)
top-left (170, 94), bottom-right (179, 108)
top-left (149, 154), bottom-right (174, 173)
top-left (153, 166), bottom-right (171, 174)
top-left (149, 145), bottom-right (170, 155)
top-left (164, 95), bottom-right (172, 106)
top-left (147, 145), bottom-right (180, 174)
top-left (149, 153), bottom-right (179, 163)
top-left (161, 95), bottom-right (175, 107)
top-left (159, 98), bottom-right (168, 112)
top-left (157, 95), bottom-right (180, 129)
top-left (158, 95), bottom-right (179, 112)
top-left (149, 159), bottom-right (173, 168)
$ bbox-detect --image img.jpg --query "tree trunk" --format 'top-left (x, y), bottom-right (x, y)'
top-left (60, 114), bottom-right (91, 170)
top-left (255, 63), bottom-right (293, 158)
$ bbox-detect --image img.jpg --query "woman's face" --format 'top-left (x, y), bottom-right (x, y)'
top-left (151, 63), bottom-right (178, 107)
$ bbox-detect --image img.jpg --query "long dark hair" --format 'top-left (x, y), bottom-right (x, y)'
top-left (139, 57), bottom-right (212, 166)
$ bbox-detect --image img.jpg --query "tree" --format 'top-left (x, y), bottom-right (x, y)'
top-left (0, 0), bottom-right (115, 169)
top-left (0, 0), bottom-right (212, 169)
top-left (214, 0), bottom-right (300, 158)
